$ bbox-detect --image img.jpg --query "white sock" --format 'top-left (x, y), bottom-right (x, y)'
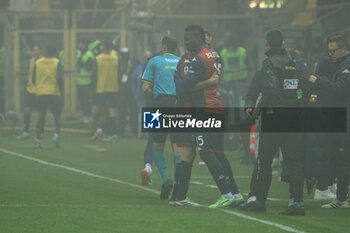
top-left (145, 163), bottom-right (152, 174)
top-left (248, 196), bottom-right (256, 202)
top-left (233, 193), bottom-right (242, 199)
top-left (223, 192), bottom-right (233, 199)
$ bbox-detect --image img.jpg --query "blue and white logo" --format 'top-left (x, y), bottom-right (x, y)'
top-left (143, 109), bottom-right (162, 129)
top-left (283, 79), bottom-right (298, 89)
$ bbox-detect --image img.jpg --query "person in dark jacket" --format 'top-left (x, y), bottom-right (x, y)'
top-left (243, 70), bottom-right (262, 203)
top-left (308, 33), bottom-right (350, 208)
top-left (244, 39), bottom-right (310, 204)
top-left (239, 29), bottom-right (305, 216)
top-left (285, 39), bottom-right (320, 196)
top-left (312, 52), bottom-right (338, 200)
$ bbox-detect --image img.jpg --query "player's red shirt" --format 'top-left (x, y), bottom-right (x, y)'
top-left (174, 47), bottom-right (224, 113)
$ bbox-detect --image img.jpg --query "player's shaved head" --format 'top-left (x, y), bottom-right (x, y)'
top-left (184, 25), bottom-right (205, 54)
top-left (185, 25), bottom-right (205, 43)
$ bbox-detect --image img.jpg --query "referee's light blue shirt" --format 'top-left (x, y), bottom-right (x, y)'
top-left (142, 53), bottom-right (180, 99)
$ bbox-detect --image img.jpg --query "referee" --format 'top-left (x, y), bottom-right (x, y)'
top-left (141, 36), bottom-right (180, 200)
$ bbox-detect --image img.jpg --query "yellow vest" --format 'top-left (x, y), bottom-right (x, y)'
top-left (110, 49), bottom-right (117, 56)
top-left (221, 47), bottom-right (248, 81)
top-left (35, 57), bottom-right (61, 96)
top-left (96, 53), bottom-right (119, 93)
top-left (27, 57), bottom-right (37, 94)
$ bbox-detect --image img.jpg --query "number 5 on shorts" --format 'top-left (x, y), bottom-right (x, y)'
top-left (196, 135), bottom-right (204, 151)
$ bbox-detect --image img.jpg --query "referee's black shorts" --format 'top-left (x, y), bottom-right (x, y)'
top-left (152, 95), bottom-right (177, 144)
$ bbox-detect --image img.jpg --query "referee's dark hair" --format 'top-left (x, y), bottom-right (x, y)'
top-left (161, 36), bottom-right (177, 53)
top-left (266, 29), bottom-right (284, 48)
top-left (328, 33), bottom-right (349, 50)
top-left (185, 25), bottom-right (205, 43)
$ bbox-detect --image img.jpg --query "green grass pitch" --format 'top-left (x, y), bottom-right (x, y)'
top-left (0, 122), bottom-right (349, 233)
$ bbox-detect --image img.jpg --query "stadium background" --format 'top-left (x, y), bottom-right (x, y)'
top-left (0, 0), bottom-right (349, 117)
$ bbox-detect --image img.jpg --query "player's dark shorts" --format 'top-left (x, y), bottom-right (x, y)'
top-left (175, 132), bottom-right (195, 147)
top-left (195, 132), bottom-right (224, 154)
top-left (93, 92), bottom-right (118, 108)
top-left (24, 90), bottom-right (37, 108)
top-left (152, 94), bottom-right (177, 144)
top-left (194, 110), bottom-right (224, 153)
top-left (36, 94), bottom-right (62, 115)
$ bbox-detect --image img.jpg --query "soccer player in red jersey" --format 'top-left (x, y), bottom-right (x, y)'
top-left (172, 25), bottom-right (243, 208)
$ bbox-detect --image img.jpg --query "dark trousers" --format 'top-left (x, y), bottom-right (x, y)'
top-left (256, 110), bottom-right (304, 203)
top-left (249, 148), bottom-right (290, 198)
top-left (257, 132), bottom-right (304, 202)
top-left (318, 133), bottom-right (349, 201)
top-left (36, 95), bottom-right (61, 139)
top-left (335, 149), bottom-right (349, 202)
top-left (316, 133), bottom-right (337, 190)
top-left (77, 84), bottom-right (92, 116)
top-left (0, 76), bottom-right (4, 113)
top-left (249, 161), bottom-right (258, 197)
top-left (144, 133), bottom-right (153, 166)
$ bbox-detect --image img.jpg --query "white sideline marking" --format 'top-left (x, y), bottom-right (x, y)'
top-left (190, 181), bottom-right (204, 185)
top-left (0, 204), bottom-right (31, 207)
top-left (219, 209), bottom-right (306, 233)
top-left (192, 176), bottom-right (249, 179)
top-left (0, 148), bottom-right (159, 195)
top-left (0, 148), bottom-right (306, 233)
top-left (206, 185), bottom-right (218, 189)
